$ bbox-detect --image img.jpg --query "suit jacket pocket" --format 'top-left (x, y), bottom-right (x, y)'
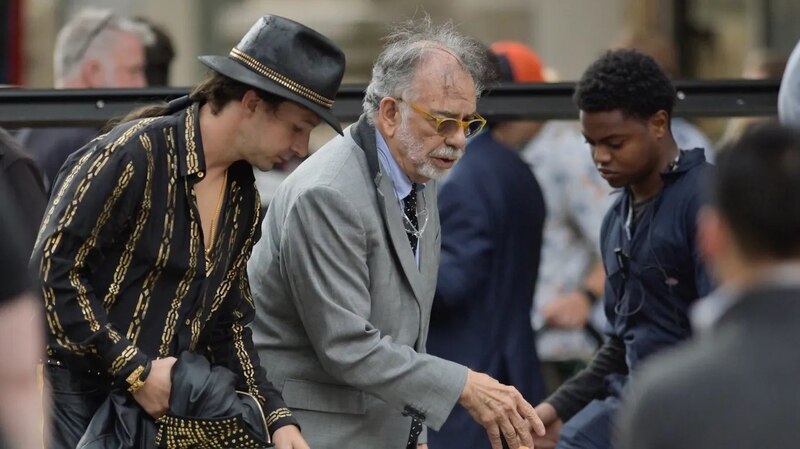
top-left (282, 378), bottom-right (366, 415)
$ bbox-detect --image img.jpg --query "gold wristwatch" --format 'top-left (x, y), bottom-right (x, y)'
top-left (126, 365), bottom-right (147, 394)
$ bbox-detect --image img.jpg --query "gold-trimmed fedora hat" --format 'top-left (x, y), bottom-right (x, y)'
top-left (199, 15), bottom-right (346, 134)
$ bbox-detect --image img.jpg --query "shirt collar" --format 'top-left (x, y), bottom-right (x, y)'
top-left (691, 261), bottom-right (800, 333)
top-left (374, 128), bottom-right (424, 199)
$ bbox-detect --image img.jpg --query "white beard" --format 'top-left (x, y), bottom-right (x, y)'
top-left (396, 122), bottom-right (464, 181)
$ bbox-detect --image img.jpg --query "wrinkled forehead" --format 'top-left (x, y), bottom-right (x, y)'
top-left (410, 54), bottom-right (476, 107)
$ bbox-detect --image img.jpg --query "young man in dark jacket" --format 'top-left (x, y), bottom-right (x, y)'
top-left (533, 49), bottom-right (714, 449)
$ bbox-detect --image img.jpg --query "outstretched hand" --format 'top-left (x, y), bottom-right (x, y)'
top-left (458, 370), bottom-right (546, 449)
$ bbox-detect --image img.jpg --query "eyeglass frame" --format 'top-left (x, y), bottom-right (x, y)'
top-left (72, 12), bottom-right (116, 65)
top-left (397, 98), bottom-right (487, 138)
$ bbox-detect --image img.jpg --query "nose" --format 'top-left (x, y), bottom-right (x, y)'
top-left (592, 144), bottom-right (611, 165)
top-left (291, 135), bottom-right (310, 158)
top-left (444, 126), bottom-right (467, 150)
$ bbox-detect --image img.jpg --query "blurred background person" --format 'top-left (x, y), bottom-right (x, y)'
top-left (615, 30), bottom-right (717, 163)
top-left (14, 8), bottom-right (153, 190)
top-left (133, 16), bottom-right (175, 87)
top-left (500, 42), bottom-right (613, 393)
top-left (617, 123), bottom-right (800, 449)
top-left (0, 127), bottom-right (46, 257)
top-left (0, 184), bottom-right (45, 449)
top-left (427, 40), bottom-right (547, 449)
top-left (779, 39), bottom-right (800, 126)
top-left (717, 47), bottom-right (787, 147)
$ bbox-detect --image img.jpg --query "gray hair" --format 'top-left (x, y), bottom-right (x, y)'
top-left (53, 8), bottom-right (154, 86)
top-left (363, 17), bottom-right (493, 123)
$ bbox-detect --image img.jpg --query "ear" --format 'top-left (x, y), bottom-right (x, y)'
top-left (650, 110), bottom-right (670, 140)
top-left (240, 89), bottom-right (262, 117)
top-left (80, 59), bottom-right (104, 88)
top-left (377, 97), bottom-right (402, 138)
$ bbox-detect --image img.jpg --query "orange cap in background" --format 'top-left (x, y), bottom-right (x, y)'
top-left (490, 41), bottom-right (545, 83)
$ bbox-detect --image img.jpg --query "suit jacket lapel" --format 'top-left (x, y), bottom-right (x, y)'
top-left (418, 185), bottom-right (438, 287)
top-left (350, 116), bottom-right (428, 303)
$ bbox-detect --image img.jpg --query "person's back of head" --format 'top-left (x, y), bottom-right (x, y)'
top-left (574, 49), bottom-right (676, 123)
top-left (133, 17), bottom-right (175, 86)
top-left (714, 124), bottom-right (800, 261)
top-left (485, 40), bottom-right (546, 148)
top-left (53, 8), bottom-right (154, 88)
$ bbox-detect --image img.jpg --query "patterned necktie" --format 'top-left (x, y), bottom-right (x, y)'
top-left (403, 184), bottom-right (419, 254)
top-left (403, 185), bottom-right (422, 446)
top-left (406, 417), bottom-right (423, 449)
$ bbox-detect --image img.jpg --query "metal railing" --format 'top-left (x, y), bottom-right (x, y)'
top-left (0, 79), bottom-right (780, 127)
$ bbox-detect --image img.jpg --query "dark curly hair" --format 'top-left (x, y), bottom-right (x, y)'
top-left (573, 49), bottom-right (676, 121)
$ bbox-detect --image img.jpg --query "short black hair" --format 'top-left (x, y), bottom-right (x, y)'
top-left (574, 49), bottom-right (676, 121)
top-left (715, 123), bottom-right (800, 259)
top-left (134, 17), bottom-right (175, 86)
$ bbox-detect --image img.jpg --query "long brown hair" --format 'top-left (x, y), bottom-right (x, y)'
top-left (113, 71), bottom-right (286, 126)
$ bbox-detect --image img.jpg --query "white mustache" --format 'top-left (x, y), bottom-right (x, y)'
top-left (429, 146), bottom-right (463, 161)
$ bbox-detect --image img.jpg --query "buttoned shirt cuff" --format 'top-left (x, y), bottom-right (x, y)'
top-left (106, 344), bottom-right (151, 391)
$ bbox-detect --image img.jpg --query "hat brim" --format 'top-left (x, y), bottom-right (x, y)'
top-left (198, 55), bottom-right (343, 135)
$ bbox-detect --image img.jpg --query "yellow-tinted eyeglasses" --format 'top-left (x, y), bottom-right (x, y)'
top-left (399, 99), bottom-right (487, 138)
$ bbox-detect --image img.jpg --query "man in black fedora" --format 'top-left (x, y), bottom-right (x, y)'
top-left (31, 14), bottom-right (345, 449)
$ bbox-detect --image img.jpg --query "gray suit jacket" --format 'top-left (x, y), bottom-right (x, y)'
top-left (247, 116), bottom-right (468, 449)
top-left (616, 286), bottom-right (800, 449)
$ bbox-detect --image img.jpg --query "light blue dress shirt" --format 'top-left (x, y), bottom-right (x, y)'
top-left (375, 129), bottom-right (425, 266)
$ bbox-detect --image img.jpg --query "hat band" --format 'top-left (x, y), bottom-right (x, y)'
top-left (229, 48), bottom-right (334, 109)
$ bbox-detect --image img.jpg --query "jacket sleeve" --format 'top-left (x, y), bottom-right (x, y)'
top-left (30, 133), bottom-right (152, 386)
top-left (209, 193), bottom-right (298, 436)
top-left (209, 267), bottom-right (299, 436)
top-left (545, 335), bottom-right (628, 421)
top-left (279, 186), bottom-right (468, 431)
top-left (434, 176), bottom-right (493, 311)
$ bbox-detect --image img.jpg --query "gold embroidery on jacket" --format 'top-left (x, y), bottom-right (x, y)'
top-left (128, 134), bottom-right (170, 345)
top-left (41, 118), bottom-right (158, 354)
top-left (160, 127), bottom-right (190, 357)
top-left (110, 343), bottom-right (139, 375)
top-left (184, 106), bottom-right (199, 174)
top-left (69, 160), bottom-right (135, 334)
top-left (232, 308), bottom-right (263, 403)
top-left (266, 408), bottom-right (293, 427)
top-left (104, 134), bottom-right (155, 311)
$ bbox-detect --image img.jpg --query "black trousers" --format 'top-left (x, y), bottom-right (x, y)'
top-left (46, 364), bottom-right (111, 449)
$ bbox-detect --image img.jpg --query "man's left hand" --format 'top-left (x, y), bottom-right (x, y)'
top-left (418, 445), bottom-right (428, 449)
top-left (272, 425), bottom-right (310, 449)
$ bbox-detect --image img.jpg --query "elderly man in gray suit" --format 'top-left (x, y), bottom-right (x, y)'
top-left (248, 19), bottom-right (546, 449)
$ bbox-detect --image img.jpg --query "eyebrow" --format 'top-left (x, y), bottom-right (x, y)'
top-left (583, 133), bottom-right (626, 143)
top-left (432, 109), bottom-right (478, 120)
top-left (303, 117), bottom-right (321, 127)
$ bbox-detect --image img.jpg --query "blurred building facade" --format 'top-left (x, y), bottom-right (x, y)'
top-left (16, 0), bottom-right (800, 89)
